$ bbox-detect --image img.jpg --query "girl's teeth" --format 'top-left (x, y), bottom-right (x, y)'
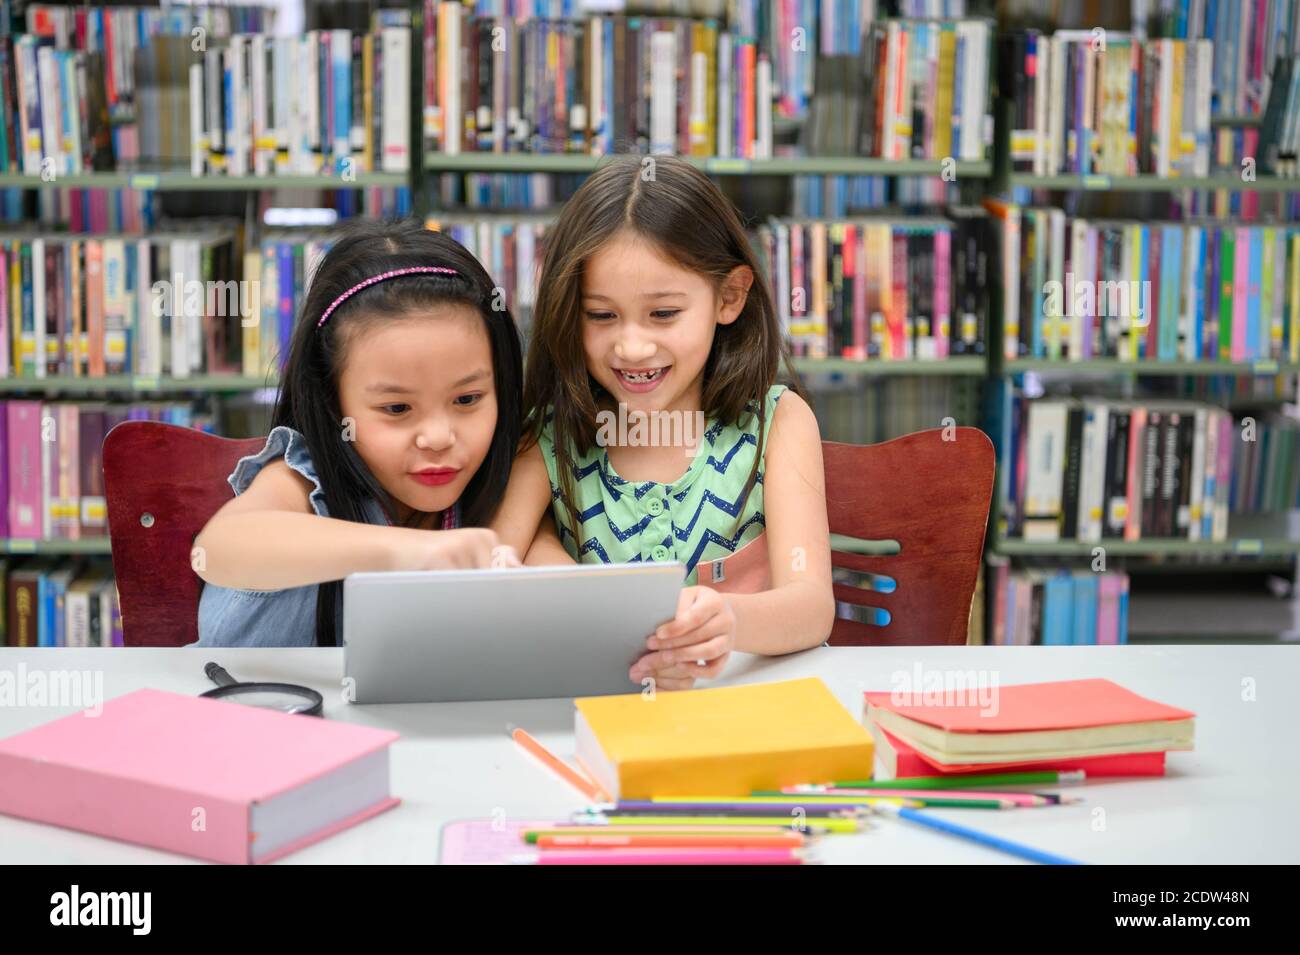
top-left (622, 369), bottom-right (662, 382)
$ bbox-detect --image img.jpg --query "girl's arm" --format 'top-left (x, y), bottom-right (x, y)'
top-left (725, 391), bottom-right (835, 653)
top-left (524, 511), bottom-right (576, 566)
top-left (489, 441), bottom-right (563, 559)
top-left (193, 460), bottom-right (508, 591)
top-left (630, 392), bottom-right (833, 684)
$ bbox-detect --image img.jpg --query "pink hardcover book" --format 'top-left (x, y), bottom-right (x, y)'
top-left (0, 688), bottom-right (400, 864)
top-left (933, 228), bottom-right (951, 359)
top-left (57, 403), bottom-right (79, 540)
top-left (1232, 227), bottom-right (1249, 361)
top-left (6, 400), bottom-right (43, 539)
top-left (1096, 573), bottom-right (1121, 645)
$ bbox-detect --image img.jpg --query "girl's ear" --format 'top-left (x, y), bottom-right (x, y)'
top-left (716, 265), bottom-right (754, 326)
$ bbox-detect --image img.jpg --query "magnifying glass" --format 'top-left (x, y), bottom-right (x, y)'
top-left (201, 662), bottom-right (324, 717)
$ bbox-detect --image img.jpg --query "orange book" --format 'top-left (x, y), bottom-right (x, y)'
top-left (576, 677), bottom-right (873, 800)
top-left (85, 239), bottom-right (104, 378)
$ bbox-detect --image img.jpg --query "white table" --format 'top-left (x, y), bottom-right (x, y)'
top-left (2, 645), bottom-right (1297, 864)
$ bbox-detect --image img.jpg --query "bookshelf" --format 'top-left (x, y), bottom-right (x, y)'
top-left (8, 2), bottom-right (1297, 648)
top-left (425, 154), bottom-right (994, 178)
top-left (984, 16), bottom-right (1300, 646)
top-left (1007, 174), bottom-right (1300, 193)
top-left (0, 171), bottom-right (409, 190)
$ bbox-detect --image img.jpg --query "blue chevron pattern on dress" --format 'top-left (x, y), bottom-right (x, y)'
top-left (536, 385), bottom-right (787, 584)
top-left (683, 512), bottom-right (768, 572)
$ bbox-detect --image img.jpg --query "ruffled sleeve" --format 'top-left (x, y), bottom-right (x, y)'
top-left (228, 425), bottom-right (330, 517)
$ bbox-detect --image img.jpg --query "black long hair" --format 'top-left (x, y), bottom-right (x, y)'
top-left (273, 218), bottom-right (523, 646)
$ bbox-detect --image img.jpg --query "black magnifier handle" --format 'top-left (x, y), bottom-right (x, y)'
top-left (205, 662), bottom-right (239, 688)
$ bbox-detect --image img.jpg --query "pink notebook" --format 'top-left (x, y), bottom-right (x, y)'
top-left (0, 688), bottom-right (400, 864)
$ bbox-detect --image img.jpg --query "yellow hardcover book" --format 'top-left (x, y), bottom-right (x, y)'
top-left (1126, 224), bottom-right (1141, 361)
top-left (688, 22), bottom-right (708, 157)
top-left (704, 20), bottom-right (717, 158)
top-left (9, 244), bottom-right (20, 375)
top-left (1170, 41), bottom-right (1184, 176)
top-left (574, 677), bottom-right (874, 800)
top-left (934, 27), bottom-right (955, 162)
top-left (1263, 227), bottom-right (1278, 358)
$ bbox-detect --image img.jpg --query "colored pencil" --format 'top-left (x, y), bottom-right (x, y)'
top-left (510, 848), bottom-right (804, 865)
top-left (581, 814), bottom-right (864, 834)
top-left (586, 801), bottom-right (869, 816)
top-left (873, 802), bottom-right (1084, 865)
top-left (510, 726), bottom-right (609, 802)
top-left (774, 789), bottom-right (1056, 808)
top-left (637, 794), bottom-right (1007, 810)
top-left (624, 795), bottom-right (915, 809)
top-left (531, 832), bottom-right (806, 848)
top-left (534, 825), bottom-right (795, 836)
top-left (790, 770), bottom-right (1087, 790)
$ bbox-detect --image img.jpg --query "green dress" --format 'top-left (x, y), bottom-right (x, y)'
top-left (537, 385), bottom-right (787, 585)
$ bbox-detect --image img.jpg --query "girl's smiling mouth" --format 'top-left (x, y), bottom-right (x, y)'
top-left (613, 365), bottom-right (671, 392)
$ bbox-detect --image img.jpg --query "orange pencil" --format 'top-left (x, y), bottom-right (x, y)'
top-left (510, 726), bottom-right (610, 802)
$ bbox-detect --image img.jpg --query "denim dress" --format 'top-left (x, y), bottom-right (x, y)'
top-left (191, 426), bottom-right (458, 648)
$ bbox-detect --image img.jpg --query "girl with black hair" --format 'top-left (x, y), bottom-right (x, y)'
top-left (192, 218), bottom-right (524, 647)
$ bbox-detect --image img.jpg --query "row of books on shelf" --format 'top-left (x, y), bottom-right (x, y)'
top-left (187, 21), bottom-right (413, 177)
top-left (852, 17), bottom-right (991, 162)
top-left (999, 32), bottom-right (1215, 178)
top-left (0, 229), bottom-right (248, 380)
top-left (1004, 396), bottom-right (1300, 543)
top-left (0, 558), bottom-right (122, 647)
top-left (1, 5), bottom-right (274, 176)
top-left (988, 565), bottom-right (1130, 646)
top-left (1, 15), bottom-right (413, 178)
top-left (987, 201), bottom-right (1300, 363)
top-left (1, 400), bottom-right (210, 542)
top-left (421, 4), bottom-right (992, 162)
top-left (1139, 0), bottom-right (1300, 119)
top-left (424, 7), bottom-right (776, 158)
top-left (754, 210), bottom-right (989, 359)
top-left (1008, 397), bottom-right (1226, 543)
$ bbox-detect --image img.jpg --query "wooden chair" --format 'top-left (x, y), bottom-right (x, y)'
top-left (104, 421), bottom-right (264, 647)
top-left (823, 427), bottom-right (994, 646)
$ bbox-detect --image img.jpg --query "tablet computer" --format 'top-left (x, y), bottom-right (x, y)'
top-left (342, 562), bottom-right (684, 703)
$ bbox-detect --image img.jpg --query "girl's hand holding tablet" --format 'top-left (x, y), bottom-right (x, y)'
top-left (629, 586), bottom-right (737, 691)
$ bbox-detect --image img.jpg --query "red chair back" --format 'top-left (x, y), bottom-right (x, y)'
top-left (823, 428), bottom-right (994, 646)
top-left (104, 421), bottom-right (264, 647)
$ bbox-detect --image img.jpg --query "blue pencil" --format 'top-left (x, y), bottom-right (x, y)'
top-left (876, 803), bottom-right (1083, 865)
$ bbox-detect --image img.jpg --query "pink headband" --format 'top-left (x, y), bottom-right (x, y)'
top-left (315, 266), bottom-right (460, 329)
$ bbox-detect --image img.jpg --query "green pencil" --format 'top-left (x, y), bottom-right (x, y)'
top-left (769, 770), bottom-right (1086, 791)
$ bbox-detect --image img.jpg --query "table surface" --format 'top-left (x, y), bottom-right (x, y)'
top-left (1, 645), bottom-right (1297, 864)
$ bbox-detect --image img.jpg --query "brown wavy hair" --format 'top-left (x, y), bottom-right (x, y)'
top-left (522, 155), bottom-right (802, 542)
